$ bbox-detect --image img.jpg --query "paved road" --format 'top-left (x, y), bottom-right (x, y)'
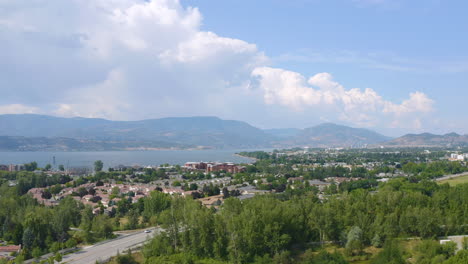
top-left (435, 172), bottom-right (468, 182)
top-left (441, 235), bottom-right (468, 250)
top-left (61, 228), bottom-right (159, 264)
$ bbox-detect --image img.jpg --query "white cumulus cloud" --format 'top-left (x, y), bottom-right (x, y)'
top-left (0, 0), bottom-right (265, 120)
top-left (0, 0), bottom-right (436, 132)
top-left (0, 104), bottom-right (39, 115)
top-left (252, 67), bottom-right (434, 127)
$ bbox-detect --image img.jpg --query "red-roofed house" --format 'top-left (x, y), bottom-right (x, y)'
top-left (0, 245), bottom-right (21, 259)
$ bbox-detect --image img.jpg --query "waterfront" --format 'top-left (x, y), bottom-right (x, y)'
top-left (0, 149), bottom-right (258, 169)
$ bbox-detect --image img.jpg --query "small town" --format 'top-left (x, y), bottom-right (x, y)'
top-left (2, 149), bottom-right (468, 263)
top-left (2, 148), bottom-right (468, 260)
top-left (2, 0), bottom-right (468, 263)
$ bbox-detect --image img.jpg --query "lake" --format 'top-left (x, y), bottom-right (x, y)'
top-left (0, 149), bottom-right (259, 169)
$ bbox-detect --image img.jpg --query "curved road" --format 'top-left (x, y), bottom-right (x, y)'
top-left (61, 228), bottom-right (159, 264)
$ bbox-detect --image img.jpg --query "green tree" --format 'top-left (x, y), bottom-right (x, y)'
top-left (80, 206), bottom-right (94, 243)
top-left (371, 234), bottom-right (382, 248)
top-left (94, 160), bottom-right (104, 172)
top-left (65, 238), bottom-right (77, 248)
top-left (346, 226), bottom-right (364, 256)
top-left (44, 164), bottom-right (52, 171)
top-left (32, 247), bottom-right (42, 260)
top-left (444, 249), bottom-right (468, 264)
top-left (143, 191), bottom-right (171, 223)
top-left (25, 162), bottom-right (38, 171)
top-left (92, 214), bottom-right (114, 239)
top-left (311, 250), bottom-right (348, 264)
top-left (41, 189), bottom-right (52, 199)
top-left (371, 240), bottom-right (405, 264)
top-left (47, 256), bottom-right (55, 264)
top-left (22, 227), bottom-right (35, 250)
top-left (126, 209), bottom-right (139, 230)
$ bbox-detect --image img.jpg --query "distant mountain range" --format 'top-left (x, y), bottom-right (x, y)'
top-left (383, 132), bottom-right (468, 147)
top-left (0, 114), bottom-right (273, 150)
top-left (0, 136), bottom-right (194, 151)
top-left (269, 123), bottom-right (392, 148)
top-left (263, 128), bottom-right (302, 139)
top-left (0, 114), bottom-right (466, 150)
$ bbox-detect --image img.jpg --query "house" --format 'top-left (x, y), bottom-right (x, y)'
top-left (236, 185), bottom-right (270, 195)
top-left (238, 193), bottom-right (255, 200)
top-left (325, 177), bottom-right (359, 185)
top-left (308, 180), bottom-right (331, 191)
top-left (0, 245), bottom-right (21, 259)
top-left (162, 188), bottom-right (185, 195)
top-left (287, 177), bottom-right (304, 183)
top-left (82, 195), bottom-right (94, 202)
top-left (199, 195), bottom-right (224, 208)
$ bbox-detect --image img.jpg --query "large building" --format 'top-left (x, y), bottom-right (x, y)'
top-left (184, 162), bottom-right (209, 170)
top-left (450, 153), bottom-right (465, 161)
top-left (184, 162), bottom-right (245, 173)
top-left (207, 162), bottom-right (245, 173)
top-left (8, 164), bottom-right (25, 172)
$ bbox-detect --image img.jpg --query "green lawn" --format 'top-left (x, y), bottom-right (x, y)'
top-left (438, 175), bottom-right (468, 186)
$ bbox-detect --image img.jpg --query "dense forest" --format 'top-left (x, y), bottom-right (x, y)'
top-left (141, 180), bottom-right (468, 263)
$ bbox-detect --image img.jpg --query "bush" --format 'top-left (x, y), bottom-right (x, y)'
top-left (444, 250), bottom-right (468, 264)
top-left (371, 240), bottom-right (405, 264)
top-left (66, 238), bottom-right (78, 248)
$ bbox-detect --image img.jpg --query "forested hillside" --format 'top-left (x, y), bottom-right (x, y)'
top-left (142, 181), bottom-right (468, 263)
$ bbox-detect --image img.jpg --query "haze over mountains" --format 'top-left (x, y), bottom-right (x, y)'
top-left (273, 123), bottom-right (392, 148)
top-left (0, 114), bottom-right (466, 151)
top-left (384, 133), bottom-right (468, 147)
top-left (0, 115), bottom-right (272, 150)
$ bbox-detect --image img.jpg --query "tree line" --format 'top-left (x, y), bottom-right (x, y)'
top-left (142, 179), bottom-right (468, 263)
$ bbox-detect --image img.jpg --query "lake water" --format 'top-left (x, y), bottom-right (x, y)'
top-left (0, 149), bottom-right (258, 169)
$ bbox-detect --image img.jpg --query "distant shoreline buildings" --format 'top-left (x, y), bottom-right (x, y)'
top-left (449, 153), bottom-right (468, 161)
top-left (183, 162), bottom-right (246, 174)
top-left (0, 164), bottom-right (25, 172)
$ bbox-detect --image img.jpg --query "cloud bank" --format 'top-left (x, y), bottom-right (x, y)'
top-left (0, 0), bottom-right (434, 132)
top-left (252, 67), bottom-right (433, 128)
top-left (0, 0), bottom-right (266, 120)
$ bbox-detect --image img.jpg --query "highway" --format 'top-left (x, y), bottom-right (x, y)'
top-left (61, 228), bottom-right (159, 264)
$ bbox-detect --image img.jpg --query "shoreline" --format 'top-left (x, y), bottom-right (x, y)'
top-left (0, 147), bottom-right (214, 152)
top-left (234, 153), bottom-right (258, 163)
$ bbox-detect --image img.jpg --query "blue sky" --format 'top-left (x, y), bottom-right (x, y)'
top-left (0, 0), bottom-right (466, 136)
top-left (184, 0), bottom-right (467, 133)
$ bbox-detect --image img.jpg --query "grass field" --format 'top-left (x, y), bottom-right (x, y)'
top-left (438, 175), bottom-right (468, 186)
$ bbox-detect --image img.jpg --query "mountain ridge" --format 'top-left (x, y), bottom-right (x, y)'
top-left (274, 123), bottom-right (392, 148)
top-left (0, 114), bottom-right (273, 149)
top-left (383, 132), bottom-right (468, 147)
top-left (3, 114), bottom-right (465, 150)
